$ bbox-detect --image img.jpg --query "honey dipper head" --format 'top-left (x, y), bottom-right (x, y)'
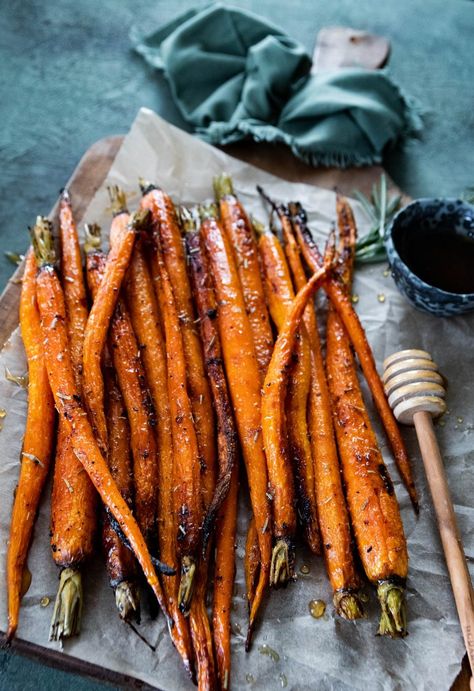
top-left (383, 349), bottom-right (446, 425)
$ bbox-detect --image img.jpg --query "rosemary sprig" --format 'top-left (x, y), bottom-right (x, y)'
top-left (354, 174), bottom-right (402, 264)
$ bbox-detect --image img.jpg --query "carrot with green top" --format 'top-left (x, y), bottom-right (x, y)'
top-left (124, 230), bottom-right (194, 677)
top-left (324, 195), bottom-right (408, 636)
top-left (201, 207), bottom-right (271, 650)
top-left (185, 205), bottom-right (239, 688)
top-left (49, 190), bottom-right (98, 641)
top-left (31, 217), bottom-right (172, 625)
top-left (280, 205), bottom-right (363, 619)
top-left (292, 203), bottom-right (418, 512)
top-left (6, 248), bottom-right (55, 642)
top-left (256, 218), bottom-right (320, 564)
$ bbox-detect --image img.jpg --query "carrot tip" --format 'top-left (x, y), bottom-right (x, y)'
top-left (49, 567), bottom-right (83, 641)
top-left (30, 217), bottom-right (55, 267)
top-left (269, 539), bottom-right (295, 589)
top-left (333, 590), bottom-right (365, 620)
top-left (138, 177), bottom-right (157, 195)
top-left (83, 223), bottom-right (102, 255)
top-left (376, 581), bottom-right (407, 638)
top-left (178, 556), bottom-right (196, 615)
top-left (245, 621), bottom-right (254, 652)
top-left (213, 173), bottom-right (234, 201)
top-left (115, 580), bottom-right (140, 622)
top-left (107, 185), bottom-right (128, 216)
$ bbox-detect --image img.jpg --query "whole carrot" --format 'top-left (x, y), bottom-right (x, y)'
top-left (185, 206), bottom-right (239, 688)
top-left (292, 204), bottom-right (418, 512)
top-left (85, 230), bottom-right (139, 622)
top-left (49, 190), bottom-right (98, 641)
top-left (256, 219), bottom-right (320, 564)
top-left (82, 187), bottom-right (143, 454)
top-left (6, 248), bottom-right (55, 642)
top-left (201, 208), bottom-right (271, 649)
top-left (326, 194), bottom-right (408, 636)
top-left (140, 182), bottom-right (216, 508)
top-left (125, 233), bottom-right (194, 677)
top-left (281, 207), bottom-right (363, 618)
top-left (214, 174), bottom-right (274, 378)
top-left (150, 236), bottom-right (202, 614)
top-left (31, 217), bottom-right (172, 624)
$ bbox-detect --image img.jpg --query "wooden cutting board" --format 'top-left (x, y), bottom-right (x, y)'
top-left (0, 26), bottom-right (469, 691)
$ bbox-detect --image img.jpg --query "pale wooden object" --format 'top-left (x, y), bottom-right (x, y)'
top-left (383, 349), bottom-right (474, 689)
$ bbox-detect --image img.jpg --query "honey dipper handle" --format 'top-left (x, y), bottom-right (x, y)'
top-left (413, 410), bottom-right (474, 682)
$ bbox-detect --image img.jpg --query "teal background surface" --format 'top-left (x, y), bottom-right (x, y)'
top-left (1, 1), bottom-right (473, 689)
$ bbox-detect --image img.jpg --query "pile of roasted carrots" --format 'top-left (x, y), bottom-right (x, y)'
top-left (5, 173), bottom-right (417, 690)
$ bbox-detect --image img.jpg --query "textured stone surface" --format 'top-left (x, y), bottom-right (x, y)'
top-left (1, 1), bottom-right (473, 688)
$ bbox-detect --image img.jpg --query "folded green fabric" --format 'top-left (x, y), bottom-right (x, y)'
top-left (131, 4), bottom-right (423, 167)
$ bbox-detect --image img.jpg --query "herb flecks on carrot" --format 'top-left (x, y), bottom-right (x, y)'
top-left (6, 246), bottom-right (55, 642)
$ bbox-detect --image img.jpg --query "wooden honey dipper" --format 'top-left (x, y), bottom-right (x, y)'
top-left (383, 349), bottom-right (474, 688)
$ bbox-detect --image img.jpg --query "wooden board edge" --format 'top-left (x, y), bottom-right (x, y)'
top-left (0, 135), bottom-right (124, 348)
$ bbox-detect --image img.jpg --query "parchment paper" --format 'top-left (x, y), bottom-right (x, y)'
top-left (1, 108), bottom-right (473, 690)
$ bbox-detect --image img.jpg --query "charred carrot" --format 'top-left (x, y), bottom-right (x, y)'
top-left (150, 236), bottom-right (202, 614)
top-left (256, 219), bottom-right (320, 566)
top-left (31, 218), bottom-right (172, 624)
top-left (292, 204), bottom-right (418, 512)
top-left (325, 199), bottom-right (408, 636)
top-left (281, 207), bottom-right (363, 618)
top-left (85, 231), bottom-right (139, 622)
top-left (184, 206), bottom-right (239, 551)
top-left (82, 187), bottom-right (143, 454)
top-left (214, 174), bottom-right (274, 378)
top-left (6, 248), bottom-right (55, 642)
top-left (201, 208), bottom-right (271, 648)
top-left (185, 206), bottom-right (239, 688)
top-left (124, 233), bottom-right (193, 676)
top-left (49, 190), bottom-right (98, 641)
top-left (140, 182), bottom-right (216, 509)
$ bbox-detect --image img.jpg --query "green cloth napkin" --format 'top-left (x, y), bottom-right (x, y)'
top-left (131, 4), bottom-right (423, 167)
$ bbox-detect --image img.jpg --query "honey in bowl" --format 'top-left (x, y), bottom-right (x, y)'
top-left (385, 198), bottom-right (474, 316)
top-left (392, 225), bottom-right (474, 294)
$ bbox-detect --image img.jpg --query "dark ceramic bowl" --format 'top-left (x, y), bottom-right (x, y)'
top-left (385, 197), bottom-right (474, 316)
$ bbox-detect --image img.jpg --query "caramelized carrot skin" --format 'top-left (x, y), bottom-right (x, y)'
top-left (295, 222), bottom-right (418, 511)
top-left (202, 215), bottom-right (272, 628)
top-left (213, 464), bottom-right (238, 690)
top-left (220, 195), bottom-right (274, 378)
top-left (326, 310), bottom-right (408, 582)
top-left (282, 218), bottom-right (359, 594)
top-left (50, 193), bottom-right (97, 569)
top-left (151, 245), bottom-right (202, 559)
top-left (142, 188), bottom-right (215, 497)
top-left (35, 264), bottom-right (169, 620)
top-left (6, 250), bottom-right (55, 640)
top-left (82, 212), bottom-right (136, 452)
top-left (258, 230), bottom-right (318, 552)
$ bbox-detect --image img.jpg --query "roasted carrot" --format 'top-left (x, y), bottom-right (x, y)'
top-left (185, 206), bottom-right (240, 688)
top-left (6, 248), bottom-right (55, 642)
top-left (31, 218), bottom-right (172, 624)
top-left (124, 233), bottom-right (193, 676)
top-left (256, 219), bottom-right (320, 565)
top-left (150, 235), bottom-right (202, 614)
top-left (140, 182), bottom-right (216, 509)
top-left (201, 208), bottom-right (271, 648)
top-left (324, 198), bottom-right (408, 636)
top-left (214, 174), bottom-right (274, 378)
top-left (49, 190), bottom-right (98, 641)
top-left (85, 232), bottom-right (139, 622)
top-left (292, 204), bottom-right (418, 512)
top-left (281, 207), bottom-right (363, 618)
top-left (82, 188), bottom-right (143, 454)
